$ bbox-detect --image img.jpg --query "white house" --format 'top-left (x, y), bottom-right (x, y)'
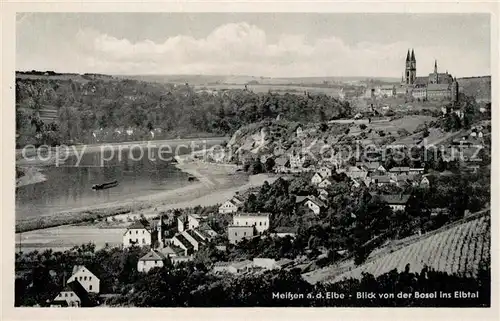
top-left (420, 176), bottom-right (431, 188)
top-left (137, 250), bottom-right (167, 273)
top-left (67, 265), bottom-right (100, 294)
top-left (123, 221), bottom-right (152, 247)
top-left (376, 194), bottom-right (411, 212)
top-left (296, 195), bottom-right (327, 215)
top-left (311, 172), bottom-right (324, 185)
top-left (51, 281), bottom-right (89, 307)
top-left (318, 166), bottom-right (332, 178)
top-left (289, 153), bottom-right (306, 169)
top-left (178, 213), bottom-right (204, 233)
top-left (218, 196), bottom-right (244, 214)
top-left (318, 178), bottom-right (333, 189)
top-left (318, 188), bottom-right (329, 201)
top-left (232, 212), bottom-right (270, 233)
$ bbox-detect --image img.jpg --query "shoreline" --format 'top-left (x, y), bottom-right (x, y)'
top-left (15, 153), bottom-right (276, 233)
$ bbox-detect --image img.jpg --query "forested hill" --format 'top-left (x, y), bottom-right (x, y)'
top-left (15, 75), bottom-right (351, 147)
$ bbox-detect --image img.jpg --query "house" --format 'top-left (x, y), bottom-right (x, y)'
top-left (212, 262), bottom-right (237, 274)
top-left (212, 260), bottom-right (253, 274)
top-left (296, 195), bottom-right (327, 215)
top-left (219, 195), bottom-right (244, 214)
top-left (170, 256), bottom-right (193, 265)
top-left (274, 155), bottom-right (290, 173)
top-left (123, 221), bottom-right (152, 247)
top-left (137, 250), bottom-right (167, 273)
top-left (420, 176), bottom-right (431, 188)
top-left (389, 167), bottom-right (411, 175)
top-left (318, 178), bottom-right (333, 189)
top-left (408, 168), bottom-right (425, 175)
top-left (171, 233), bottom-right (194, 256)
top-left (232, 212), bottom-right (270, 233)
top-left (391, 174), bottom-right (414, 187)
top-left (370, 175), bottom-right (391, 186)
top-left (227, 225), bottom-right (255, 244)
top-left (318, 188), bottom-right (329, 201)
top-left (351, 177), bottom-right (362, 188)
top-left (192, 227), bottom-right (213, 242)
top-left (311, 172), bottom-right (324, 185)
top-left (159, 244), bottom-right (185, 259)
top-left (51, 281), bottom-right (91, 307)
top-left (289, 153), bottom-right (306, 169)
top-left (253, 258), bottom-right (279, 270)
top-left (346, 166), bottom-right (368, 179)
top-left (430, 208), bottom-right (451, 217)
top-left (318, 166), bottom-right (333, 178)
top-left (375, 194), bottom-right (411, 211)
top-left (181, 229), bottom-right (206, 251)
top-left (271, 226), bottom-right (298, 238)
top-left (178, 213), bottom-right (205, 233)
top-left (358, 162), bottom-right (386, 173)
top-left (296, 126), bottom-right (304, 138)
top-left (67, 266), bottom-right (100, 294)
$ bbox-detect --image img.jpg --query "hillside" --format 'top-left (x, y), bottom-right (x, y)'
top-left (115, 74), bottom-right (399, 86)
top-left (15, 73), bottom-right (350, 147)
top-left (303, 212), bottom-right (490, 284)
top-left (457, 76), bottom-right (491, 102)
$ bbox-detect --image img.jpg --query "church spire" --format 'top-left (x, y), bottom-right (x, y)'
top-left (406, 49), bottom-right (410, 62)
top-left (434, 60), bottom-right (438, 73)
top-left (411, 49), bottom-right (415, 61)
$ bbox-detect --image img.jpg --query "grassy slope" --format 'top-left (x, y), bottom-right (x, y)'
top-left (302, 210), bottom-right (490, 284)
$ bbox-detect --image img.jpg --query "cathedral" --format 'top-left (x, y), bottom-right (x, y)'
top-left (401, 49), bottom-right (459, 102)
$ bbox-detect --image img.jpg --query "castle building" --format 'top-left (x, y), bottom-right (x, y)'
top-left (400, 49), bottom-right (459, 102)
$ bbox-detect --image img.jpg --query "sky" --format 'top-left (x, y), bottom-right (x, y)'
top-left (16, 13), bottom-right (491, 78)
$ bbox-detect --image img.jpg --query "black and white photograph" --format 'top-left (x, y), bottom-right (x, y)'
top-left (7, 7), bottom-right (495, 312)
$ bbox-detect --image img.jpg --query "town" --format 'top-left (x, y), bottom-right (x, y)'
top-left (14, 14), bottom-right (492, 308)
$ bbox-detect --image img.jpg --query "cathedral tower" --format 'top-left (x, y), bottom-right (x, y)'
top-left (405, 49), bottom-right (417, 85)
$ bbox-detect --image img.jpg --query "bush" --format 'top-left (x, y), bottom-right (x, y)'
top-left (359, 124), bottom-right (367, 130)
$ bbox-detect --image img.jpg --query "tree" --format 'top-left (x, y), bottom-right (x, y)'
top-left (264, 157), bottom-right (275, 172)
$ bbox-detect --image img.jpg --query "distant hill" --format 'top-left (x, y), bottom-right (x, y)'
top-left (457, 76), bottom-right (491, 102)
top-left (114, 74), bottom-right (400, 86)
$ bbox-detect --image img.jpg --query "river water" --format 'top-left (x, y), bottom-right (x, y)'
top-left (15, 138), bottom-right (226, 219)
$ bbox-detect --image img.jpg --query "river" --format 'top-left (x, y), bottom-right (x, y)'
top-left (15, 138), bottom-right (227, 219)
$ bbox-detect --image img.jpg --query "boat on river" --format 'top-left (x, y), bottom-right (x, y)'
top-left (91, 180), bottom-right (118, 190)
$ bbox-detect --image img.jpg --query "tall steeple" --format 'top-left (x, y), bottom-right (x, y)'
top-left (406, 50), bottom-right (410, 62)
top-left (411, 49), bottom-right (415, 61)
top-left (434, 60), bottom-right (438, 73)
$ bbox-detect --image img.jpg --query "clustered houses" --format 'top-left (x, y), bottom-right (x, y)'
top-left (50, 265), bottom-right (100, 307)
top-left (121, 213), bottom-right (219, 273)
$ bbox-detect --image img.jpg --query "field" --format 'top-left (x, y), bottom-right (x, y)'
top-left (16, 226), bottom-right (125, 253)
top-left (303, 213), bottom-right (490, 285)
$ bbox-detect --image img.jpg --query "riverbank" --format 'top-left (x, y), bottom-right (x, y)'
top-left (15, 156), bottom-right (276, 233)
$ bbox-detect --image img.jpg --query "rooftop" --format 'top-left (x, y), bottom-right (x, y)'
top-left (126, 220), bottom-right (149, 230)
top-left (139, 250), bottom-right (167, 262)
top-left (233, 212), bottom-right (270, 218)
